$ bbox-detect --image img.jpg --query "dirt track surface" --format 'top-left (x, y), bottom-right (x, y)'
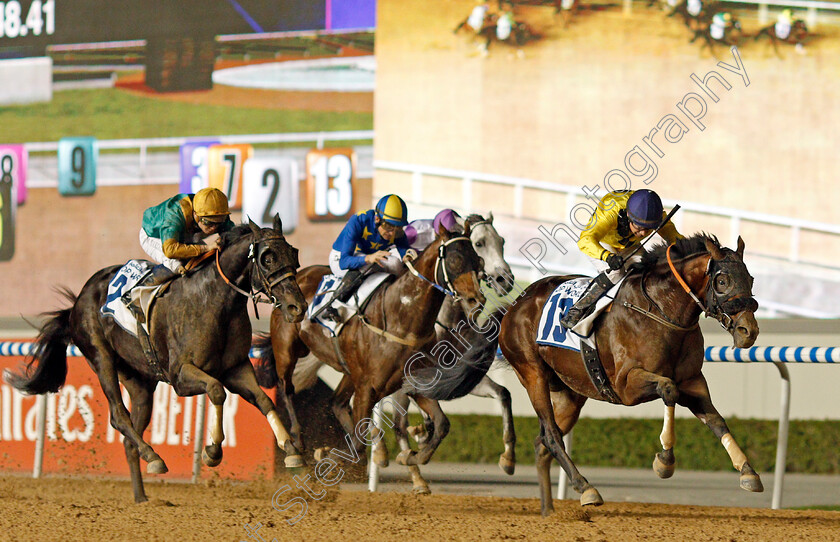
top-left (2, 475), bottom-right (838, 541)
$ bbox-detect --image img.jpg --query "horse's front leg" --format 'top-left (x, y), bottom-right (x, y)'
top-left (625, 368), bottom-right (680, 479)
top-left (678, 374), bottom-right (764, 492)
top-left (176, 364), bottom-right (229, 468)
top-left (222, 361), bottom-right (304, 468)
top-left (399, 395), bottom-right (449, 466)
top-left (471, 376), bottom-right (516, 475)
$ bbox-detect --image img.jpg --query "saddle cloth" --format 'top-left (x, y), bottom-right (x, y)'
top-left (307, 272), bottom-right (392, 336)
top-left (535, 276), bottom-right (624, 351)
top-left (100, 260), bottom-right (163, 337)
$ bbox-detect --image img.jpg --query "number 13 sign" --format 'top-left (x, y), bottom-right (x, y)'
top-left (305, 148), bottom-right (356, 221)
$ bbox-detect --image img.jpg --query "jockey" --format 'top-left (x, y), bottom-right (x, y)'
top-left (323, 194), bottom-right (412, 319)
top-left (466, 2), bottom-right (490, 33)
top-left (139, 187), bottom-right (234, 284)
top-left (775, 8), bottom-right (793, 39)
top-left (710, 12), bottom-right (732, 39)
top-left (403, 209), bottom-right (464, 251)
top-left (560, 189), bottom-right (684, 329)
top-left (686, 0), bottom-right (703, 17)
top-left (496, 9), bottom-right (514, 41)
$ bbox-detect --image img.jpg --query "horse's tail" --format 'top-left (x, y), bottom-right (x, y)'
top-left (404, 307), bottom-right (507, 401)
top-left (4, 289), bottom-right (76, 395)
top-left (253, 334), bottom-right (278, 388)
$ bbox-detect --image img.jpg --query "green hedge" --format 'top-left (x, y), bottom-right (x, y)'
top-left (381, 414), bottom-right (840, 474)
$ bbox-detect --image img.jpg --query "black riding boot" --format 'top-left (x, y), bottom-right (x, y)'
top-left (560, 273), bottom-right (614, 330)
top-left (321, 269), bottom-right (364, 322)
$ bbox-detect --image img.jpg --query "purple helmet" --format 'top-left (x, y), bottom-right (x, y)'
top-left (433, 209), bottom-right (461, 233)
top-left (403, 224), bottom-right (418, 246)
top-left (626, 189), bottom-right (663, 229)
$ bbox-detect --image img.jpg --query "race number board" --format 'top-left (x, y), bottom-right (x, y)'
top-left (242, 157), bottom-right (299, 234)
top-left (0, 149), bottom-right (19, 261)
top-left (207, 144), bottom-right (253, 211)
top-left (305, 148), bottom-right (356, 221)
top-left (179, 139), bottom-right (220, 194)
top-left (58, 137), bottom-right (98, 196)
top-left (0, 144), bottom-right (27, 205)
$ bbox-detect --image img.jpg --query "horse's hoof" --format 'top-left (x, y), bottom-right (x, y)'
top-left (653, 453), bottom-right (676, 479)
top-left (580, 487), bottom-right (604, 506)
top-left (372, 447), bottom-right (390, 468)
top-left (499, 454), bottom-right (516, 476)
top-left (146, 459), bottom-right (168, 475)
top-left (407, 425), bottom-right (428, 445)
top-left (285, 454), bottom-right (305, 469)
top-left (740, 466), bottom-right (764, 492)
top-left (202, 446), bottom-right (223, 468)
top-left (396, 449), bottom-right (417, 466)
top-left (314, 447), bottom-right (331, 462)
top-left (411, 484), bottom-right (432, 495)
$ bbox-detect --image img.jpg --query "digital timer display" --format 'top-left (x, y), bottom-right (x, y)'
top-left (0, 0), bottom-right (54, 39)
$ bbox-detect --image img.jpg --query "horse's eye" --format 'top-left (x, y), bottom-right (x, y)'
top-left (475, 241), bottom-right (484, 248)
top-left (260, 250), bottom-right (276, 267)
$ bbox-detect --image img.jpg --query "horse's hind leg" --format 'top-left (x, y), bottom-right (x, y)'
top-left (175, 364), bottom-right (229, 468)
top-left (678, 374), bottom-right (763, 492)
top-left (372, 392), bottom-right (411, 468)
top-left (119, 371), bottom-right (157, 503)
top-left (470, 376), bottom-right (516, 475)
top-left (535, 427), bottom-right (556, 516)
top-left (222, 361), bottom-right (304, 468)
top-left (90, 349), bottom-right (167, 474)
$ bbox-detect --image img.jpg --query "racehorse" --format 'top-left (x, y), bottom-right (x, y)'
top-left (497, 234), bottom-right (762, 513)
top-left (691, 12), bottom-right (743, 57)
top-left (667, 0), bottom-right (717, 32)
top-left (371, 213), bottom-right (519, 493)
top-left (754, 19), bottom-right (810, 57)
top-left (256, 226), bottom-right (486, 465)
top-left (5, 217), bottom-right (306, 503)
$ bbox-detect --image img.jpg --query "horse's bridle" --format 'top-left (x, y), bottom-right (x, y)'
top-left (215, 233), bottom-right (298, 310)
top-left (404, 236), bottom-right (474, 301)
top-left (666, 244), bottom-right (758, 332)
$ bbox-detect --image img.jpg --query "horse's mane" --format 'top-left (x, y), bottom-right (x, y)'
top-left (219, 224), bottom-right (253, 250)
top-left (633, 232), bottom-right (720, 272)
top-left (464, 213), bottom-right (486, 226)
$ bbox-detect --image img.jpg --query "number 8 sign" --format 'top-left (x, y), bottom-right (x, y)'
top-left (306, 148), bottom-right (356, 221)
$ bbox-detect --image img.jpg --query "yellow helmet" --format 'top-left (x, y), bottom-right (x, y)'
top-left (193, 188), bottom-right (230, 217)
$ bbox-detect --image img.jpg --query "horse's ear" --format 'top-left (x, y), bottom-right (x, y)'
top-left (736, 236), bottom-right (745, 258)
top-left (487, 211), bottom-right (494, 224)
top-left (273, 213), bottom-right (285, 236)
top-left (248, 218), bottom-right (261, 235)
top-left (437, 223), bottom-right (451, 241)
top-left (462, 221), bottom-right (471, 237)
top-left (704, 238), bottom-right (725, 260)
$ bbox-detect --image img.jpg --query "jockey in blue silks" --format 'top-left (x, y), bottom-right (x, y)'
top-left (321, 194), bottom-right (412, 321)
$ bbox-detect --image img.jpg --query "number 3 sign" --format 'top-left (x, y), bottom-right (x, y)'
top-left (305, 148), bottom-right (356, 221)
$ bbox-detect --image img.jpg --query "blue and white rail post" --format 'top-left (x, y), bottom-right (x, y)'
top-left (554, 345), bottom-right (838, 510)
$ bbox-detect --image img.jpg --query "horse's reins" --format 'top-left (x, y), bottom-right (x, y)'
top-left (403, 236), bottom-right (473, 300)
top-left (214, 238), bottom-right (296, 315)
top-left (363, 235), bottom-right (473, 347)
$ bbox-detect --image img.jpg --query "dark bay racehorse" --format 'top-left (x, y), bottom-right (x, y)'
top-left (5, 218), bottom-right (306, 503)
top-left (498, 234), bottom-right (762, 514)
top-left (256, 226), bottom-right (486, 464)
top-left (754, 19), bottom-right (810, 57)
top-left (691, 12), bottom-right (743, 57)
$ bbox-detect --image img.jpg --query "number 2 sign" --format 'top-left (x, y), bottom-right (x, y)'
top-left (305, 148), bottom-right (356, 221)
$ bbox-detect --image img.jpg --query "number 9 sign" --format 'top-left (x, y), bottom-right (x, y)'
top-left (306, 148), bottom-right (356, 221)
top-left (58, 137), bottom-right (98, 196)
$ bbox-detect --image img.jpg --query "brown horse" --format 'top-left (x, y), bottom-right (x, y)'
top-left (257, 226), bottom-right (486, 462)
top-left (498, 234), bottom-right (761, 514)
top-left (754, 19), bottom-right (810, 57)
top-left (5, 218), bottom-right (306, 503)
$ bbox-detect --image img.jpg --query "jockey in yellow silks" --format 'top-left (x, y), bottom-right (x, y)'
top-left (560, 189), bottom-right (684, 329)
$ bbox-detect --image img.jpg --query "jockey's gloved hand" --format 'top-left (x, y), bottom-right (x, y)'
top-left (606, 253), bottom-right (624, 271)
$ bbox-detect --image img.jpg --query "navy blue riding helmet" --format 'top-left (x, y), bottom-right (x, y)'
top-left (626, 189), bottom-right (663, 229)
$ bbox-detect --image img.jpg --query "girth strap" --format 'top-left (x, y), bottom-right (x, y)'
top-left (357, 315), bottom-right (436, 348)
top-left (580, 342), bottom-right (621, 404)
